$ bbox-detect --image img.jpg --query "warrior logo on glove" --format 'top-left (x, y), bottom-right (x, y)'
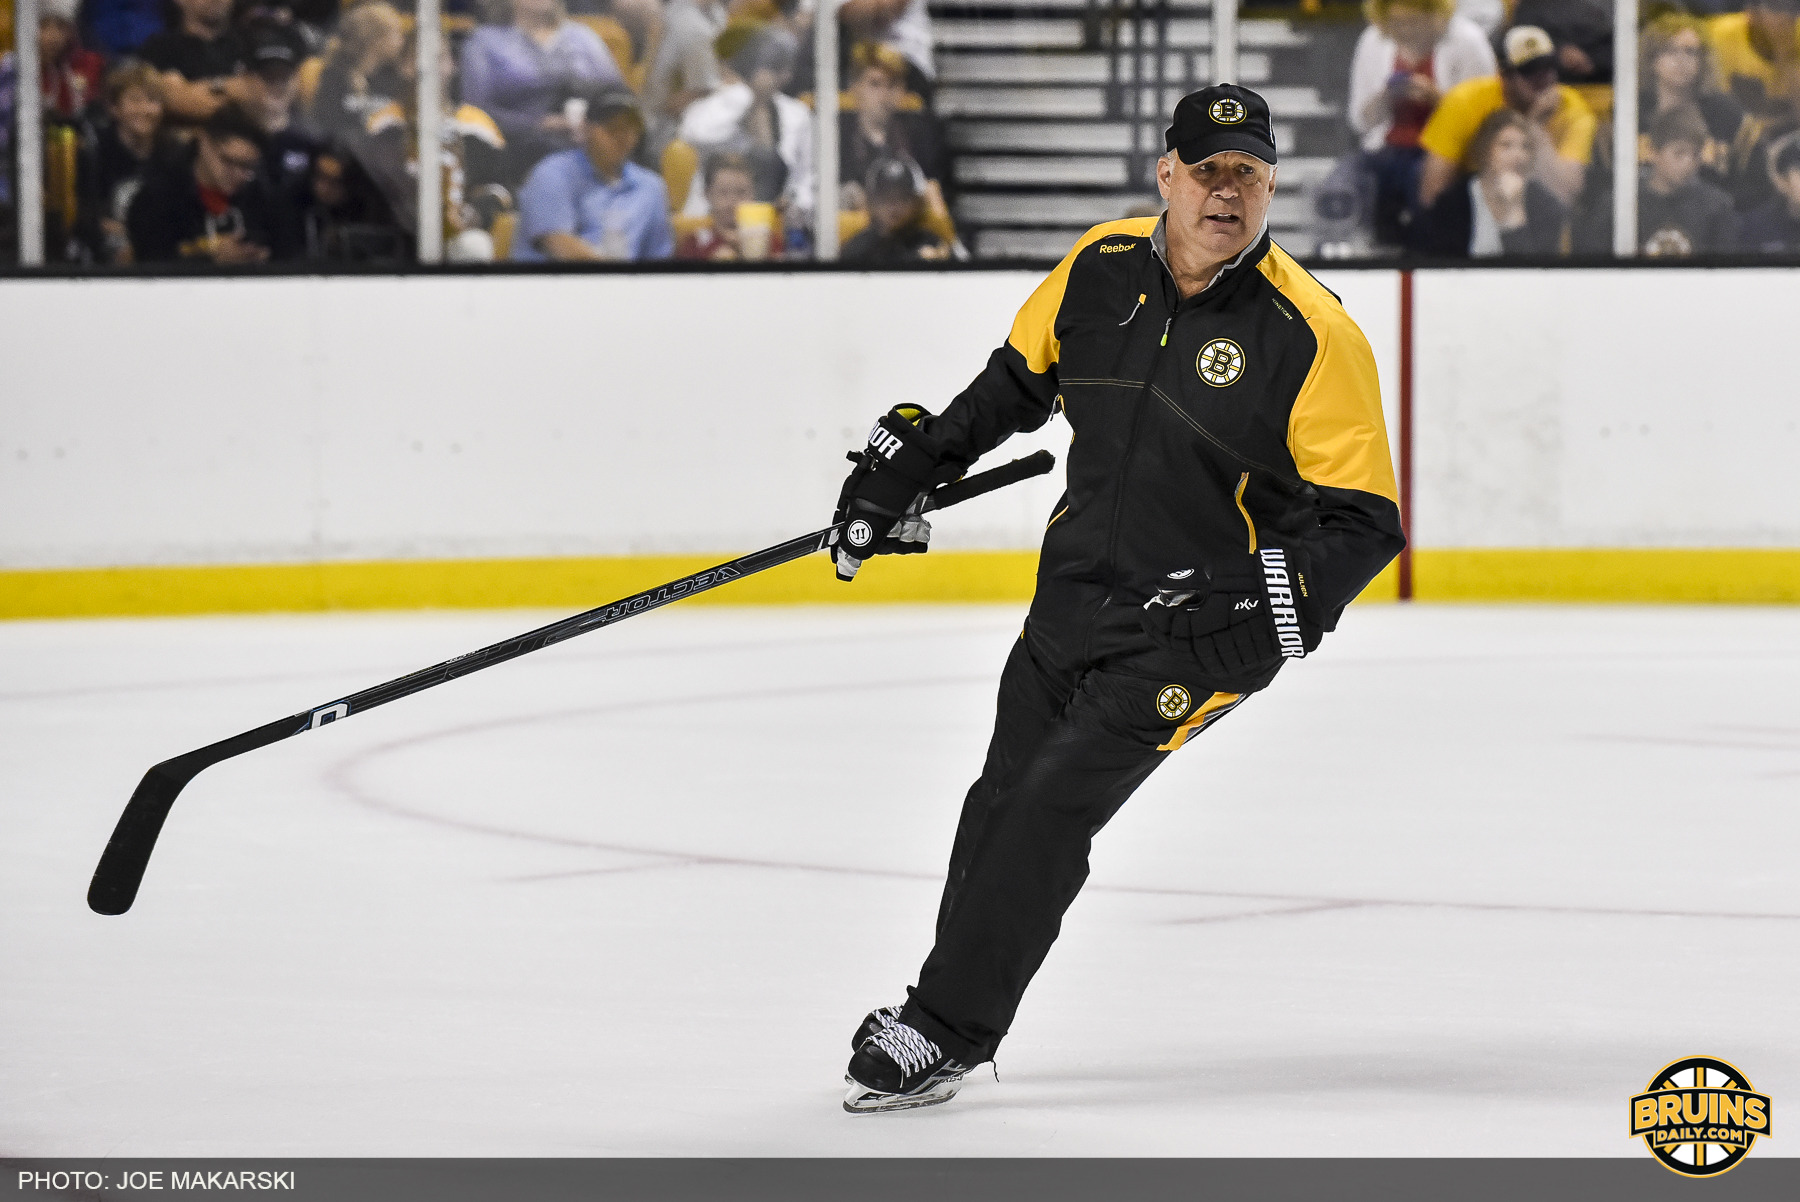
top-left (1259, 547), bottom-right (1308, 659)
top-left (831, 405), bottom-right (971, 582)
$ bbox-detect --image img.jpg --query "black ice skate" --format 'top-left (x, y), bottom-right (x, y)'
top-left (851, 1004), bottom-right (904, 1050)
top-left (843, 1021), bottom-right (970, 1114)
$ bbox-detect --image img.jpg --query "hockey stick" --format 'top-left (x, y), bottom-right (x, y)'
top-left (86, 449), bottom-right (1056, 915)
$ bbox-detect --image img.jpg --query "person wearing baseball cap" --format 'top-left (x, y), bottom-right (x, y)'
top-left (832, 80), bottom-right (1404, 1114)
top-left (511, 83), bottom-right (674, 262)
top-left (1416, 24), bottom-right (1596, 208)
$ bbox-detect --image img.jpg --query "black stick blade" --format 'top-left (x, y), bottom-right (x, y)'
top-left (88, 760), bottom-right (202, 915)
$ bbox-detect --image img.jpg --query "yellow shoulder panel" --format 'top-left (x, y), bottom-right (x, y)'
top-left (1006, 217), bottom-right (1160, 374)
top-left (454, 104), bottom-right (507, 149)
top-left (1258, 244), bottom-right (1399, 505)
top-left (365, 101), bottom-right (406, 137)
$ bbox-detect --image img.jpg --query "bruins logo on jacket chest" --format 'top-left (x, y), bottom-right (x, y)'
top-left (1196, 339), bottom-right (1245, 387)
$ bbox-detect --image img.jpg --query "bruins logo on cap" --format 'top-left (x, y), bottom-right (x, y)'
top-left (1155, 684), bottom-right (1192, 721)
top-left (1197, 339), bottom-right (1245, 387)
top-left (1210, 98), bottom-right (1247, 125)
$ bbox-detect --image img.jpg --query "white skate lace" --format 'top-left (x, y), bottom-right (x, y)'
top-left (870, 1022), bottom-right (942, 1078)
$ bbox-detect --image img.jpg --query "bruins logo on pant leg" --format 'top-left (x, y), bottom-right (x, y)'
top-left (1155, 684), bottom-right (1192, 721)
top-left (1197, 339), bottom-right (1245, 387)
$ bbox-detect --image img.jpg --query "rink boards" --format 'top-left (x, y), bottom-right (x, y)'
top-left (2, 267), bottom-right (1797, 614)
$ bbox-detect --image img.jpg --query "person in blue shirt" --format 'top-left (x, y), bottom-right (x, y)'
top-left (511, 85), bottom-right (673, 262)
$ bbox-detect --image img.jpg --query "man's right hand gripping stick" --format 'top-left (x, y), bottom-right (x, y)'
top-left (832, 405), bottom-right (971, 582)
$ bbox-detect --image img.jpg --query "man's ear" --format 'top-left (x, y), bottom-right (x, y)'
top-left (1156, 153), bottom-right (1173, 201)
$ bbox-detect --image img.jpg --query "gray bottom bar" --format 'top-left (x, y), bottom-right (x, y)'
top-left (4, 1158), bottom-right (1797, 1201)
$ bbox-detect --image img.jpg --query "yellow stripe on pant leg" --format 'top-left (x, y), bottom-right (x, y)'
top-left (1158, 691), bottom-right (1244, 752)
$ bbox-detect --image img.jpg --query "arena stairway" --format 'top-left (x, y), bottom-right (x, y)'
top-left (930, 0), bottom-right (1359, 259)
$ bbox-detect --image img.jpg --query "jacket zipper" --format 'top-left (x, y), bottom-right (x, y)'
top-left (1234, 472), bottom-right (1258, 553)
top-left (1097, 313), bottom-right (1175, 615)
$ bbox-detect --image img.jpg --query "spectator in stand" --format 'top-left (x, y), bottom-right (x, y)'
top-left (1415, 108), bottom-right (1565, 257)
top-left (1419, 25), bottom-right (1595, 210)
top-left (32, 0), bottom-right (106, 118)
top-left (136, 0), bottom-right (253, 124)
top-left (460, 0), bottom-right (626, 182)
top-left (1741, 132), bottom-right (1800, 250)
top-left (241, 20), bottom-right (321, 200)
top-left (365, 29), bottom-right (511, 261)
top-left (678, 23), bottom-right (813, 222)
top-left (1706, 0), bottom-right (1800, 118)
top-left (838, 0), bottom-right (935, 97)
top-left (0, 0), bottom-right (106, 221)
top-left (1640, 14), bottom-right (1752, 200)
top-left (511, 84), bottom-right (672, 261)
top-left (840, 40), bottom-right (946, 208)
top-left (1348, 0), bottom-right (1496, 246)
top-left (308, 0), bottom-right (406, 145)
top-left (1639, 105), bottom-right (1741, 255)
top-left (676, 150), bottom-right (761, 259)
top-left (1510, 0), bottom-right (1612, 105)
top-left (841, 154), bottom-right (948, 263)
top-left (294, 145), bottom-right (403, 259)
top-left (78, 59), bottom-right (173, 263)
top-left (127, 101), bottom-right (295, 262)
top-left (642, 0), bottom-right (726, 160)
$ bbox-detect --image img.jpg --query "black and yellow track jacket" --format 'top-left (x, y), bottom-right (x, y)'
top-left (927, 215), bottom-right (1406, 690)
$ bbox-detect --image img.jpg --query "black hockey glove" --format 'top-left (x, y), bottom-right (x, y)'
top-left (831, 405), bottom-right (967, 582)
top-left (1140, 546), bottom-right (1323, 678)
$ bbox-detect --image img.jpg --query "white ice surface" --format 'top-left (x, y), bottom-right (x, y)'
top-left (2, 603), bottom-right (1797, 1156)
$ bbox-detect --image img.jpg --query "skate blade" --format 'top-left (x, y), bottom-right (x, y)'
top-left (842, 1075), bottom-right (961, 1114)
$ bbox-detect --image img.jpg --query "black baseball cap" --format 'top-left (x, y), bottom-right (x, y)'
top-left (1165, 84), bottom-right (1278, 167)
top-left (576, 82), bottom-right (643, 121)
top-left (245, 20), bottom-right (305, 77)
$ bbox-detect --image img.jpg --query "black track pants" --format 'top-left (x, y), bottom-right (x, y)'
top-left (898, 625), bottom-right (1245, 1065)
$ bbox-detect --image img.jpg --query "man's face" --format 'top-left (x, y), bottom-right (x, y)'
top-left (112, 83), bottom-right (163, 138)
top-left (705, 167), bottom-right (756, 228)
top-left (1651, 138), bottom-right (1701, 191)
top-left (38, 16), bottom-right (74, 64)
top-left (197, 134), bottom-right (260, 195)
top-left (1653, 29), bottom-right (1704, 95)
top-left (1748, 1), bottom-right (1800, 44)
top-left (311, 154), bottom-right (349, 209)
top-left (178, 0), bottom-right (233, 31)
top-left (1501, 66), bottom-right (1557, 114)
top-left (247, 66), bottom-right (299, 119)
top-left (851, 65), bottom-right (901, 124)
top-left (1384, 5), bottom-right (1446, 60)
top-left (1156, 149), bottom-right (1276, 263)
top-left (583, 112), bottom-right (642, 178)
top-left (1774, 164), bottom-right (1800, 212)
top-left (869, 191), bottom-right (917, 235)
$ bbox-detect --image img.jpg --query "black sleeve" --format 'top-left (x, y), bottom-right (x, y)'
top-left (1305, 485), bottom-right (1407, 626)
top-left (125, 179), bottom-right (184, 261)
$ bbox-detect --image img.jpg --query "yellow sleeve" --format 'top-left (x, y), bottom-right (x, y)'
top-left (1552, 87), bottom-right (1597, 166)
top-left (1287, 308), bottom-right (1399, 504)
top-left (1007, 217), bottom-right (1158, 373)
top-left (1418, 78), bottom-right (1495, 168)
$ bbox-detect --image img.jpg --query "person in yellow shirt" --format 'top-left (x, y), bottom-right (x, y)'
top-left (1418, 25), bottom-right (1596, 209)
top-left (1706, 0), bottom-right (1800, 118)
